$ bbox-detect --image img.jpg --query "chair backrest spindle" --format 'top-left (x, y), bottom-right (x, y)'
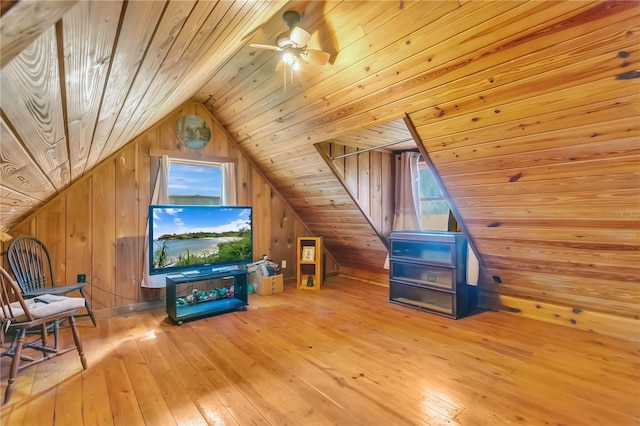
top-left (8, 237), bottom-right (56, 295)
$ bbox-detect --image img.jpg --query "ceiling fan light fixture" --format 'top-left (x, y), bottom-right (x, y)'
top-left (282, 48), bottom-right (297, 65)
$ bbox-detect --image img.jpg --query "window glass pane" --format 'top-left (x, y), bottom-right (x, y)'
top-left (168, 162), bottom-right (222, 205)
top-left (419, 168), bottom-right (443, 198)
top-left (418, 165), bottom-right (449, 231)
top-left (421, 200), bottom-right (449, 215)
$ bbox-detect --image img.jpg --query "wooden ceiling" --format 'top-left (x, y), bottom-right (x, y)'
top-left (0, 0), bottom-right (286, 230)
top-left (1, 1), bottom-right (639, 335)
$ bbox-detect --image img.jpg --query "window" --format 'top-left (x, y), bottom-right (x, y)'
top-left (167, 160), bottom-right (223, 205)
top-left (418, 163), bottom-right (451, 231)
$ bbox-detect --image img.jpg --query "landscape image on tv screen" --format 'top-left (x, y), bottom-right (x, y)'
top-left (150, 206), bottom-right (252, 273)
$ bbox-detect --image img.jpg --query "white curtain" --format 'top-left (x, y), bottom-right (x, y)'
top-left (221, 162), bottom-right (237, 206)
top-left (392, 152), bottom-right (422, 231)
top-left (141, 155), bottom-right (170, 288)
top-left (385, 152), bottom-right (422, 269)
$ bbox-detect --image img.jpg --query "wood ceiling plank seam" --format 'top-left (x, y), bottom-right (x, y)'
top-left (424, 94), bottom-right (640, 158)
top-left (88, 1), bottom-right (168, 164)
top-left (481, 255), bottom-right (638, 283)
top-left (210, 0), bottom-right (382, 108)
top-left (252, 147), bottom-right (329, 162)
top-left (458, 202), bottom-right (640, 220)
top-left (122, 1), bottom-right (281, 150)
top-left (434, 133), bottom-right (640, 177)
top-left (62, 1), bottom-right (123, 182)
top-left (0, 26), bottom-right (69, 189)
top-left (468, 226), bottom-right (640, 245)
top-left (0, 184), bottom-right (42, 205)
top-left (204, 0), bottom-right (336, 107)
top-left (409, 14), bottom-right (640, 131)
top-left (156, 1), bottom-right (283, 110)
top-left (0, 185), bottom-right (44, 231)
top-left (112, 0), bottom-right (221, 151)
top-left (277, 184), bottom-right (348, 193)
top-left (281, 198), bottom-right (355, 206)
top-left (274, 15), bottom-right (636, 152)
top-left (89, 1), bottom-right (167, 166)
top-left (464, 217), bottom-right (639, 232)
top-left (213, 0), bottom-right (383, 111)
top-left (327, 120), bottom-right (414, 149)
top-left (481, 270), bottom-right (640, 298)
top-left (195, 0), bottom-right (288, 105)
top-left (447, 172), bottom-right (640, 198)
top-left (208, 0), bottom-right (441, 122)
top-left (453, 188), bottom-right (640, 210)
top-left (229, 1), bottom-right (628, 148)
top-left (473, 239), bottom-right (640, 265)
top-left (83, 1), bottom-right (158, 174)
top-left (217, 0), bottom-right (462, 138)
top-left (438, 152), bottom-right (640, 187)
top-left (219, 1), bottom-right (545, 143)
top-left (0, 0), bottom-right (78, 68)
top-left (99, 0), bottom-right (198, 159)
top-left (0, 110), bottom-right (58, 201)
top-left (118, 0), bottom-right (248, 144)
top-left (412, 38), bottom-right (640, 141)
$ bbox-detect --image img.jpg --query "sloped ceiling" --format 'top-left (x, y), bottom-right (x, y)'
top-left (1, 1), bottom-right (639, 330)
top-left (1, 0), bottom-right (286, 230)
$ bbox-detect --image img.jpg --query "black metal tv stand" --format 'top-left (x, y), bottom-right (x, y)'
top-left (165, 266), bottom-right (248, 325)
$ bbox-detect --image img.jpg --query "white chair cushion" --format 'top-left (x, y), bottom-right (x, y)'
top-left (0, 294), bottom-right (85, 322)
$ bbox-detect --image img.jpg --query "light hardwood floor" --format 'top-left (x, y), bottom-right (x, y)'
top-left (1, 277), bottom-right (639, 425)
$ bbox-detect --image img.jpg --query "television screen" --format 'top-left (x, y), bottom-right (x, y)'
top-left (149, 205), bottom-right (253, 275)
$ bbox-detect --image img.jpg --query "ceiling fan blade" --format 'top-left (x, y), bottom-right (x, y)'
top-left (250, 43), bottom-right (282, 51)
top-left (302, 49), bottom-right (330, 66)
top-left (290, 27), bottom-right (311, 47)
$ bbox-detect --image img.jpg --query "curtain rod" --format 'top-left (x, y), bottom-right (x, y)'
top-left (330, 138), bottom-right (415, 160)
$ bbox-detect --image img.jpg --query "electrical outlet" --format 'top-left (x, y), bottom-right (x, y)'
top-left (281, 260), bottom-right (287, 269)
top-left (77, 274), bottom-right (86, 283)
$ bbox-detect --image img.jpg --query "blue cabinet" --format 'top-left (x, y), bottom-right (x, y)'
top-left (389, 231), bottom-right (468, 319)
top-left (166, 267), bottom-right (248, 325)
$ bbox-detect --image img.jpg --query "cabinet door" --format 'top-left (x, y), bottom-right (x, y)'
top-left (390, 281), bottom-right (455, 317)
top-left (391, 262), bottom-right (455, 290)
top-left (390, 240), bottom-right (455, 266)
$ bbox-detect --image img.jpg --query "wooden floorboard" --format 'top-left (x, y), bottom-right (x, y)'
top-left (1, 276), bottom-right (638, 425)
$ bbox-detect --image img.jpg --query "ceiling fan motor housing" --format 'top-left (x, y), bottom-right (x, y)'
top-left (276, 31), bottom-right (291, 48)
top-left (282, 10), bottom-right (301, 29)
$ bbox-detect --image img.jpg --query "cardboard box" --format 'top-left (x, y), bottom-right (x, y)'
top-left (253, 274), bottom-right (284, 296)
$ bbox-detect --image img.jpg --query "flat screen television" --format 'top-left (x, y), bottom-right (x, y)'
top-left (149, 204), bottom-right (253, 275)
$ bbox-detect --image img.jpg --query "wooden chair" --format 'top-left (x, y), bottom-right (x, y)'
top-left (0, 266), bottom-right (88, 404)
top-left (7, 236), bottom-right (96, 327)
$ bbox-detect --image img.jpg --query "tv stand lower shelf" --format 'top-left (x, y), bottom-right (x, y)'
top-left (166, 268), bottom-right (248, 325)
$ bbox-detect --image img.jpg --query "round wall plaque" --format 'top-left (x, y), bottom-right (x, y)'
top-left (175, 114), bottom-right (211, 149)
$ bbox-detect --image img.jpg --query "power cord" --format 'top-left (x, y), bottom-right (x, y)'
top-left (85, 280), bottom-right (165, 302)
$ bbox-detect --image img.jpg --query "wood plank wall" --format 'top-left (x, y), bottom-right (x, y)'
top-left (316, 142), bottom-right (394, 285)
top-left (405, 3), bottom-right (640, 341)
top-left (4, 102), bottom-right (332, 311)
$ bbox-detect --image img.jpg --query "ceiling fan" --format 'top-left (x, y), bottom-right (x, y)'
top-left (250, 10), bottom-right (330, 90)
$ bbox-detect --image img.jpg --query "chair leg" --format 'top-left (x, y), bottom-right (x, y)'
top-left (53, 320), bottom-right (60, 351)
top-left (4, 329), bottom-right (26, 405)
top-left (68, 316), bottom-right (87, 370)
top-left (79, 288), bottom-right (96, 327)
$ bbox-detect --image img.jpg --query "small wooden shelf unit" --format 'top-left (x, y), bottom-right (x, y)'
top-left (296, 236), bottom-right (323, 290)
